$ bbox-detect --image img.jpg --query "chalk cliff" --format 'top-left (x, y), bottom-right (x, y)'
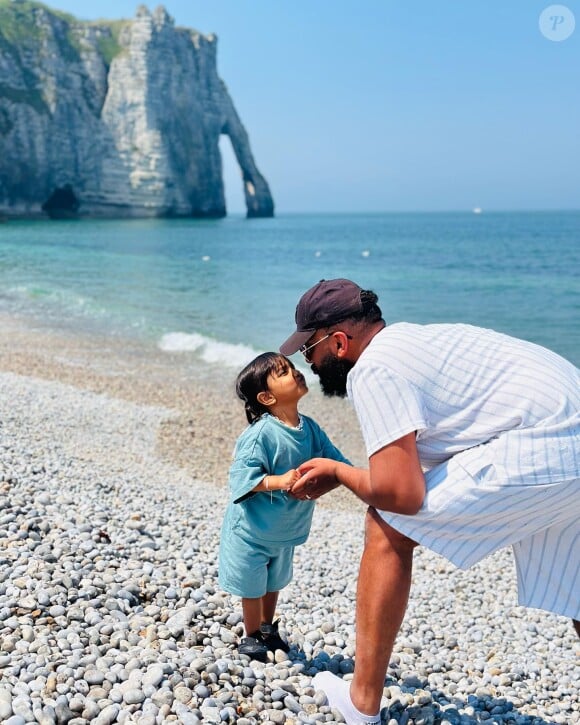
top-left (0, 2), bottom-right (274, 218)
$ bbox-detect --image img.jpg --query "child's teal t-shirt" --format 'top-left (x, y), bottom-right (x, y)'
top-left (223, 413), bottom-right (350, 546)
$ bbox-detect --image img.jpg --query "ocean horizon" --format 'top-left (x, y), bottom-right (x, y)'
top-left (1, 210), bottom-right (578, 368)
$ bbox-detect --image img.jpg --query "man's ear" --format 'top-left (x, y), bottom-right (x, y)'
top-left (334, 331), bottom-right (351, 358)
top-left (257, 390), bottom-right (276, 407)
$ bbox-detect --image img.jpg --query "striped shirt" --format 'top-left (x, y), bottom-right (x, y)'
top-left (348, 323), bottom-right (579, 617)
top-left (347, 323), bottom-right (579, 482)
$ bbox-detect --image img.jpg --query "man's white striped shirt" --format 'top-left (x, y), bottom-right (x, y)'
top-left (347, 323), bottom-right (579, 482)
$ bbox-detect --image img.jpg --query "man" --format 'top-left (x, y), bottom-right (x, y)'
top-left (279, 278), bottom-right (579, 725)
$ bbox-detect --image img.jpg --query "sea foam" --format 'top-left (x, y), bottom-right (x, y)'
top-left (158, 331), bottom-right (257, 369)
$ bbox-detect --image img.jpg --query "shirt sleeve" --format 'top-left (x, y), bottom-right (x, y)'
top-left (228, 423), bottom-right (270, 504)
top-left (302, 416), bottom-right (352, 466)
top-left (348, 362), bottom-right (427, 457)
top-left (318, 428), bottom-right (351, 466)
top-left (229, 455), bottom-right (266, 504)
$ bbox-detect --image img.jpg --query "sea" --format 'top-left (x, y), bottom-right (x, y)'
top-left (0, 211), bottom-right (578, 369)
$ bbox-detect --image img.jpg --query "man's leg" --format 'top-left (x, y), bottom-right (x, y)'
top-left (314, 507), bottom-right (417, 722)
top-left (350, 507), bottom-right (417, 715)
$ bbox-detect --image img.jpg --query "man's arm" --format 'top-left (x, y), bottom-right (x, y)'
top-left (293, 431), bottom-right (425, 515)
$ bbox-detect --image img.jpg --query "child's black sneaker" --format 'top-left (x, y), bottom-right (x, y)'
top-left (260, 619), bottom-right (290, 653)
top-left (238, 631), bottom-right (269, 662)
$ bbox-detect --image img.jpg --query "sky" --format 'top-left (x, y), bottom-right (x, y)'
top-left (47, 1), bottom-right (579, 214)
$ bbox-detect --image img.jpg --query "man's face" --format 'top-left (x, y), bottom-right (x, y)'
top-left (311, 353), bottom-right (354, 398)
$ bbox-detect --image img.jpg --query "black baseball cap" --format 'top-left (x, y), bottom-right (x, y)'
top-left (279, 278), bottom-right (363, 355)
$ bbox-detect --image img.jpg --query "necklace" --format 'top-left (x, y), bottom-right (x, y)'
top-left (272, 413), bottom-right (303, 431)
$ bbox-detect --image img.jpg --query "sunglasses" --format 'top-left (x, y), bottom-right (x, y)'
top-left (299, 333), bottom-right (330, 361)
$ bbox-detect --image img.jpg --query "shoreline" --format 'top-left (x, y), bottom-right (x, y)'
top-left (0, 311), bottom-right (368, 508)
top-left (0, 312), bottom-right (578, 724)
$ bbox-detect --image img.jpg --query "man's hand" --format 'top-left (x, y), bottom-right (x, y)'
top-left (289, 458), bottom-right (342, 499)
top-left (289, 433), bottom-right (425, 514)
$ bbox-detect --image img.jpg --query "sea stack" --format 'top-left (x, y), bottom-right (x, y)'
top-left (0, 3), bottom-right (274, 219)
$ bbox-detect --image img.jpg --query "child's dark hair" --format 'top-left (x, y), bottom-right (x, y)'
top-left (236, 352), bottom-right (291, 424)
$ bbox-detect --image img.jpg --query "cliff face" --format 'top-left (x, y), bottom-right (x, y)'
top-left (0, 2), bottom-right (274, 218)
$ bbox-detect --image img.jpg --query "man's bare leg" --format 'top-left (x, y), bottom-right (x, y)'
top-left (350, 507), bottom-right (417, 715)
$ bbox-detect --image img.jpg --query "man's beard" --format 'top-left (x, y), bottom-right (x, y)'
top-left (311, 354), bottom-right (354, 398)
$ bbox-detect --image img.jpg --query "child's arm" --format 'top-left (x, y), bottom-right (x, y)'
top-left (301, 416), bottom-right (352, 466)
top-left (252, 468), bottom-right (300, 493)
top-left (320, 432), bottom-right (351, 466)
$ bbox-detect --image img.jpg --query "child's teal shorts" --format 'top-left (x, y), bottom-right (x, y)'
top-left (219, 531), bottom-right (295, 598)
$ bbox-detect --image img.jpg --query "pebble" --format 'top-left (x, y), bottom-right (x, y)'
top-left (0, 372), bottom-right (577, 725)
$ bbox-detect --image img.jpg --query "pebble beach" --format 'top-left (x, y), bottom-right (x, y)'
top-left (0, 314), bottom-right (578, 725)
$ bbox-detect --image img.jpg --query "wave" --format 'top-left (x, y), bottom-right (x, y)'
top-left (158, 331), bottom-right (258, 369)
top-left (0, 283), bottom-right (109, 318)
top-left (158, 332), bottom-right (320, 382)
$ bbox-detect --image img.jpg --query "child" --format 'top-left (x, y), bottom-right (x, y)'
top-left (219, 352), bottom-right (350, 661)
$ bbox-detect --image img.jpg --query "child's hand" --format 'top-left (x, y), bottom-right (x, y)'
top-left (279, 468), bottom-right (301, 489)
top-left (289, 458), bottom-right (342, 500)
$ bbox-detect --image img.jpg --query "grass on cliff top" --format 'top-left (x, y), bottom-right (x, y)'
top-left (92, 20), bottom-right (127, 66)
top-left (0, 1), bottom-right (126, 65)
top-left (0, 1), bottom-right (76, 44)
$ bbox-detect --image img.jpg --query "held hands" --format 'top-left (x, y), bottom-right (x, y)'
top-left (288, 458), bottom-right (342, 500)
top-left (262, 469), bottom-right (300, 493)
top-left (279, 468), bottom-right (301, 489)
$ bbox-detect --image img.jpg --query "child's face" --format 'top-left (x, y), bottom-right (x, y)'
top-left (266, 357), bottom-right (308, 405)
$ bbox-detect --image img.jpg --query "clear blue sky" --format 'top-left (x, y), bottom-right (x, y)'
top-left (51, 1), bottom-right (579, 213)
